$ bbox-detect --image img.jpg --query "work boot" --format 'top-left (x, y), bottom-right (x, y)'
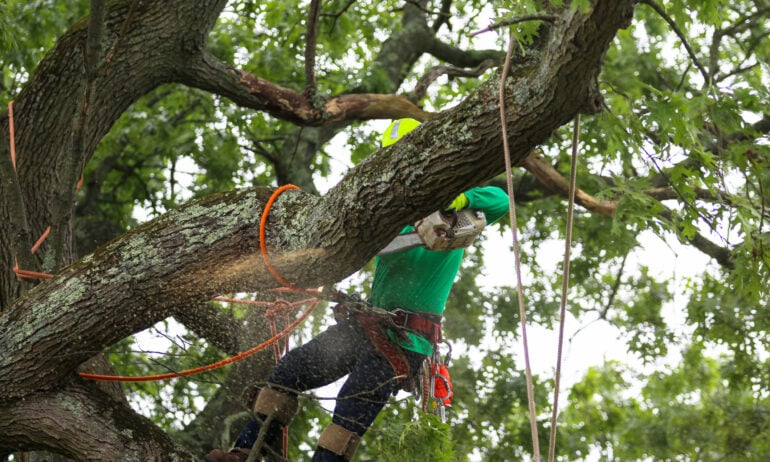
top-left (204, 447), bottom-right (251, 462)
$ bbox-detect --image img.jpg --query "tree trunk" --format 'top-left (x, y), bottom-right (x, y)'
top-left (0, 0), bottom-right (636, 458)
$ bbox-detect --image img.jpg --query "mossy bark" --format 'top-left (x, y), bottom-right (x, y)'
top-left (0, 0), bottom-right (636, 459)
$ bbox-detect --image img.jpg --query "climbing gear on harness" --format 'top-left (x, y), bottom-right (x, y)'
top-left (381, 118), bottom-right (422, 147)
top-left (317, 423), bottom-right (362, 461)
top-left (204, 447), bottom-right (251, 462)
top-left (421, 340), bottom-right (453, 423)
top-left (253, 387), bottom-right (299, 426)
top-left (332, 295), bottom-right (443, 380)
top-left (377, 208), bottom-right (486, 256)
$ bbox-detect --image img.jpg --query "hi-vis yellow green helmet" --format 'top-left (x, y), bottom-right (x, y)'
top-left (381, 118), bottom-right (421, 147)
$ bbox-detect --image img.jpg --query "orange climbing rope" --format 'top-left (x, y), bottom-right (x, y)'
top-left (79, 184), bottom-right (315, 382)
top-left (260, 184), bottom-right (301, 288)
top-left (8, 101), bottom-right (16, 169)
top-left (78, 297), bottom-right (319, 382)
top-left (7, 101), bottom-right (75, 280)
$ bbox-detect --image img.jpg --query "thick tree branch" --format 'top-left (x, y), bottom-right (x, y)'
top-left (0, 380), bottom-right (193, 460)
top-left (431, 0), bottom-right (453, 32)
top-left (521, 152), bottom-right (736, 268)
top-left (472, 13), bottom-right (558, 36)
top-left (178, 52), bottom-right (434, 125)
top-left (521, 151), bottom-right (617, 216)
top-left (0, 110), bottom-right (37, 293)
top-left (1, 0), bottom-right (231, 306)
top-left (426, 39), bottom-right (505, 68)
top-left (172, 301), bottom-right (244, 356)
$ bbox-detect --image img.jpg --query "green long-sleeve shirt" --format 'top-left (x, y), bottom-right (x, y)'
top-left (370, 186), bottom-right (509, 355)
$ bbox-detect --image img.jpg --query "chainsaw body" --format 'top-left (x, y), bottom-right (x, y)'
top-left (415, 209), bottom-right (486, 252)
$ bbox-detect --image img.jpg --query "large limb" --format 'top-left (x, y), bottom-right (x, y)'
top-left (0, 0), bottom-right (637, 456)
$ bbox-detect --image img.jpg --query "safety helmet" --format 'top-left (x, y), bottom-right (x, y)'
top-left (381, 118), bottom-right (421, 147)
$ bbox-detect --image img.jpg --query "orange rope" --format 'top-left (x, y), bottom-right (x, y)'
top-left (30, 226), bottom-right (51, 254)
top-left (78, 297), bottom-right (319, 382)
top-left (8, 101), bottom-right (54, 279)
top-left (260, 184), bottom-right (300, 288)
top-left (7, 101), bottom-right (82, 280)
top-left (12, 261), bottom-right (53, 280)
top-left (8, 101), bottom-right (16, 170)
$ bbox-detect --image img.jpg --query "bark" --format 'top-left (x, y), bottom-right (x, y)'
top-left (0, 0), bottom-right (637, 458)
top-left (1, 0), bottom-right (229, 306)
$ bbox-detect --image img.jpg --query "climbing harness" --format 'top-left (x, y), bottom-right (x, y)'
top-left (329, 291), bottom-right (457, 424)
top-left (331, 293), bottom-right (443, 380)
top-left (423, 340), bottom-right (453, 423)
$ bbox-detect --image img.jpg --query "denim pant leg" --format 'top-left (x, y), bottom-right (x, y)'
top-left (311, 347), bottom-right (425, 461)
top-left (234, 319), bottom-right (370, 449)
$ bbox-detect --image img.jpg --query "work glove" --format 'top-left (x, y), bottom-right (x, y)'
top-left (445, 193), bottom-right (469, 212)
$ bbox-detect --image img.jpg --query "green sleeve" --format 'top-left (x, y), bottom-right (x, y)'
top-left (464, 186), bottom-right (509, 224)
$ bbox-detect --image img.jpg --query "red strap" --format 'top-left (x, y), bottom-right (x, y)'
top-left (392, 312), bottom-right (443, 344)
top-left (354, 312), bottom-right (410, 378)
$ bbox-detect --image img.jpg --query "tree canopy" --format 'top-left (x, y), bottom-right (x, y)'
top-left (1, 0), bottom-right (768, 460)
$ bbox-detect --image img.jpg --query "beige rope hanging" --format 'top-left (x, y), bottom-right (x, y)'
top-left (498, 31), bottom-right (541, 462)
top-left (498, 32), bottom-right (580, 462)
top-left (548, 115), bottom-right (580, 462)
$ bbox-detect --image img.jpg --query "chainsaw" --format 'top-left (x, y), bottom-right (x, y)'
top-left (378, 208), bottom-right (486, 256)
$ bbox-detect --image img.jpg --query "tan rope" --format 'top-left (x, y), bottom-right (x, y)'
top-left (547, 115), bottom-right (580, 462)
top-left (499, 32), bottom-right (541, 462)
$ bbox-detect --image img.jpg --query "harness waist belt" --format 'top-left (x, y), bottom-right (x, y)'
top-left (390, 309), bottom-right (443, 344)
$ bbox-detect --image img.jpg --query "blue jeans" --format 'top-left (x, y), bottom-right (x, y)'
top-left (234, 317), bottom-right (425, 460)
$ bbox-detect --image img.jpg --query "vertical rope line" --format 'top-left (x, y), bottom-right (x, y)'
top-left (499, 31), bottom-right (541, 462)
top-left (547, 115), bottom-right (580, 461)
top-left (8, 101), bottom-right (16, 170)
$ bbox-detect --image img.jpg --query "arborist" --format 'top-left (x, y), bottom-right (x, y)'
top-left (205, 118), bottom-right (509, 462)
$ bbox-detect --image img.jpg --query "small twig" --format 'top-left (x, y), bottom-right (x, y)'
top-left (602, 253), bottom-right (628, 320)
top-left (472, 13), bottom-right (557, 37)
top-left (304, 0), bottom-right (321, 99)
top-left (410, 59), bottom-right (498, 102)
top-left (320, 0), bottom-right (354, 33)
top-left (431, 0), bottom-right (453, 32)
top-left (638, 0), bottom-right (710, 84)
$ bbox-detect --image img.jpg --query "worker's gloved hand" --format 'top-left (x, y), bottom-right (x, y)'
top-left (445, 193), bottom-right (468, 212)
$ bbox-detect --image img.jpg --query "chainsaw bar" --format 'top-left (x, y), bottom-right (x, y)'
top-left (377, 232), bottom-right (424, 256)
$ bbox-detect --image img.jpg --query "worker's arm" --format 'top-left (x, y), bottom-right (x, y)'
top-left (463, 186), bottom-right (509, 224)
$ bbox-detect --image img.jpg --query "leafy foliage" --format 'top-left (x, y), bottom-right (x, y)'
top-left (3, 0), bottom-right (770, 460)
